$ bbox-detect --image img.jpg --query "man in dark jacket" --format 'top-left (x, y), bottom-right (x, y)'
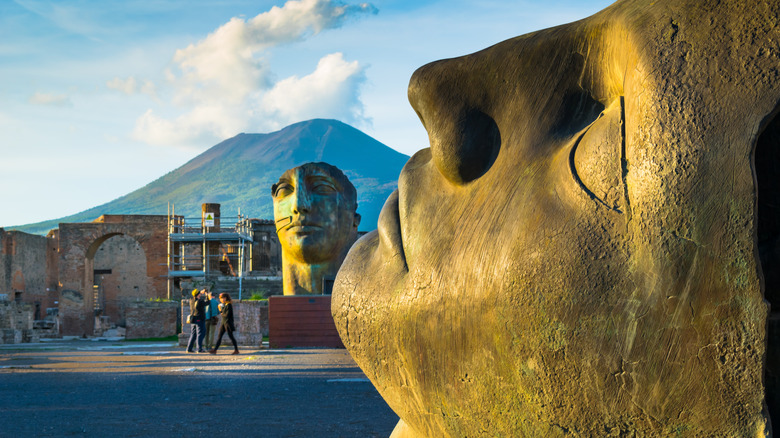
top-left (186, 289), bottom-right (208, 353)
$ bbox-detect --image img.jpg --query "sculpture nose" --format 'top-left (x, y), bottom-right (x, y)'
top-left (292, 186), bottom-right (312, 214)
top-left (408, 59), bottom-right (500, 185)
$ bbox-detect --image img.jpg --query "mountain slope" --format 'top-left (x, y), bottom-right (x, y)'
top-left (13, 119), bottom-right (410, 235)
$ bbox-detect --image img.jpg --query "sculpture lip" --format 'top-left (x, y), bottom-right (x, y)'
top-left (287, 220), bottom-right (323, 233)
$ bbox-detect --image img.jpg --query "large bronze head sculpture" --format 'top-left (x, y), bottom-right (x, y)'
top-left (333, 0), bottom-right (780, 436)
top-left (273, 162), bottom-right (360, 295)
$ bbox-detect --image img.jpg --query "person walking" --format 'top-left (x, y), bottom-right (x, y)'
top-left (204, 290), bottom-right (220, 350)
top-left (209, 293), bottom-right (239, 355)
top-left (186, 289), bottom-right (208, 353)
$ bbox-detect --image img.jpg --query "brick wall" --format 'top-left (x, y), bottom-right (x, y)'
top-left (94, 234), bottom-right (158, 327)
top-left (0, 229), bottom-right (59, 315)
top-left (58, 215), bottom-right (169, 336)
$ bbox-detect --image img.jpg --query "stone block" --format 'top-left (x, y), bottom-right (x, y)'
top-left (125, 301), bottom-right (178, 339)
top-left (1, 329), bottom-right (21, 344)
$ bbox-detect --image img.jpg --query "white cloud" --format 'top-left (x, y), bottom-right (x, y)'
top-left (133, 0), bottom-right (376, 148)
top-left (260, 53), bottom-right (367, 129)
top-left (134, 105), bottom-right (250, 149)
top-left (106, 76), bottom-right (157, 97)
top-left (28, 92), bottom-right (72, 107)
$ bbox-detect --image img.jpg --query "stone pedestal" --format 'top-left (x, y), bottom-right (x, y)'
top-left (269, 295), bottom-right (342, 348)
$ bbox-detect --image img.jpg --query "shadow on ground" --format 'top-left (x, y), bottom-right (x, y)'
top-left (0, 340), bottom-right (398, 437)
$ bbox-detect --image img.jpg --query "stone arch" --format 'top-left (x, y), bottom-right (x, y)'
top-left (85, 232), bottom-right (123, 259)
top-left (57, 215), bottom-right (168, 336)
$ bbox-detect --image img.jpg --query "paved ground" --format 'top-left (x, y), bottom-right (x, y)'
top-left (0, 339), bottom-right (399, 437)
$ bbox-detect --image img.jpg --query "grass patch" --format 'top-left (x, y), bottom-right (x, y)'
top-left (245, 293), bottom-right (268, 301)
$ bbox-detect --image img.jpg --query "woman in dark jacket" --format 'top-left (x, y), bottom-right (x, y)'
top-left (209, 293), bottom-right (239, 355)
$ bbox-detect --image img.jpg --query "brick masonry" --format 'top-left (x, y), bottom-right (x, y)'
top-left (268, 296), bottom-right (343, 348)
top-left (58, 215), bottom-right (169, 336)
top-left (0, 228), bottom-right (59, 317)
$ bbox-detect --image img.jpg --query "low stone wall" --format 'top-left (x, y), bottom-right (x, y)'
top-left (178, 299), bottom-right (268, 348)
top-left (125, 301), bottom-right (178, 339)
top-left (0, 299), bottom-right (38, 344)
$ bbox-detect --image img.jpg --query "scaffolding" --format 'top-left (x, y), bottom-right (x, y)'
top-left (166, 205), bottom-right (253, 300)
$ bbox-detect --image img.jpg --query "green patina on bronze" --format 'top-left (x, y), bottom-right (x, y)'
top-left (272, 162), bottom-right (360, 295)
top-left (332, 0), bottom-right (780, 436)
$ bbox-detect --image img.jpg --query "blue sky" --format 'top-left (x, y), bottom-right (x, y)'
top-left (0, 0), bottom-right (613, 227)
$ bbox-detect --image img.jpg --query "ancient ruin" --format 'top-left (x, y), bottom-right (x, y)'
top-left (272, 162), bottom-right (360, 295)
top-left (57, 215), bottom-right (169, 336)
top-left (1, 206), bottom-right (285, 340)
top-left (0, 228), bottom-right (58, 331)
top-left (332, 0), bottom-right (780, 435)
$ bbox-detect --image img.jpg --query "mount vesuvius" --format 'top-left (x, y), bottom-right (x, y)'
top-left (13, 119), bottom-right (411, 235)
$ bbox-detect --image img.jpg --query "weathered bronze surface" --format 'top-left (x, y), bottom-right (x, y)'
top-left (332, 0), bottom-right (780, 436)
top-left (273, 162), bottom-right (360, 295)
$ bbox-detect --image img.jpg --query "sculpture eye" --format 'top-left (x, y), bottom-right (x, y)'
top-left (312, 183), bottom-right (337, 195)
top-left (309, 176), bottom-right (337, 195)
top-left (273, 183), bottom-right (294, 198)
top-left (569, 99), bottom-right (627, 213)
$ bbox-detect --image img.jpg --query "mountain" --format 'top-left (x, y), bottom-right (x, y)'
top-left (12, 119), bottom-right (410, 235)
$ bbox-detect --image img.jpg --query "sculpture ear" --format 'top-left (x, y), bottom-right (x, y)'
top-left (353, 213), bottom-right (361, 228)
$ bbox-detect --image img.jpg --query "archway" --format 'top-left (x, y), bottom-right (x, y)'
top-left (88, 234), bottom-right (152, 329)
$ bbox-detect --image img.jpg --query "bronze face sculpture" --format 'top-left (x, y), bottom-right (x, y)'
top-left (273, 162), bottom-right (360, 295)
top-left (333, 0), bottom-right (780, 436)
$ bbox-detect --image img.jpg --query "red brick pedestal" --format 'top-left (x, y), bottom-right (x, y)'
top-left (269, 296), bottom-right (343, 348)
